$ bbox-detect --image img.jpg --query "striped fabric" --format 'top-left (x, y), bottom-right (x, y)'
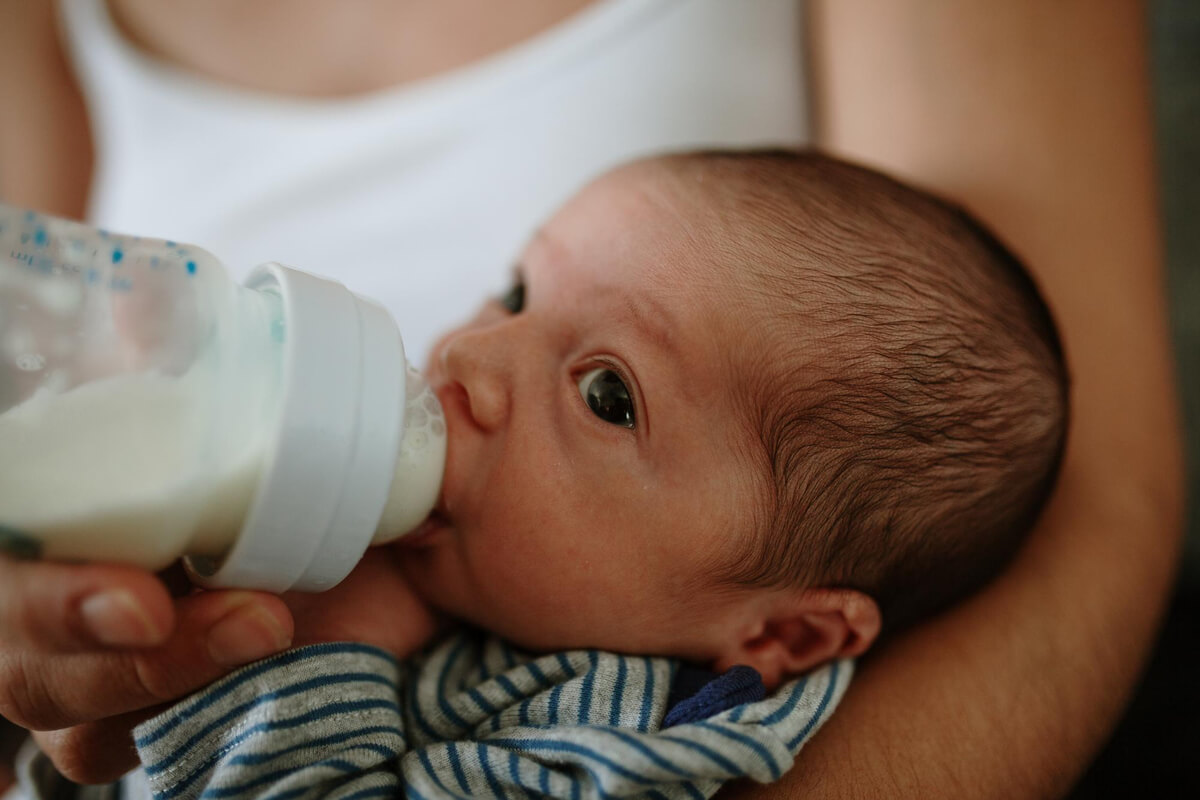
top-left (129, 633), bottom-right (851, 800)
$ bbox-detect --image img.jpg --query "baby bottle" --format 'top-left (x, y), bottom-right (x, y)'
top-left (0, 205), bottom-right (445, 592)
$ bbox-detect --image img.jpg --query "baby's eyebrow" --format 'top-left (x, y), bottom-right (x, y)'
top-left (527, 226), bottom-right (675, 356)
top-left (625, 292), bottom-right (676, 358)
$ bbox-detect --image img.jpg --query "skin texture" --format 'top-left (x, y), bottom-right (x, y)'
top-left (0, 0), bottom-right (1182, 795)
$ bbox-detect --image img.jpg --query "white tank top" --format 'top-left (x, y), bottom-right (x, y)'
top-left (58, 0), bottom-right (809, 362)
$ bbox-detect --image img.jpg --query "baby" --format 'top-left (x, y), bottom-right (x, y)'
top-left (396, 148), bottom-right (1068, 681)
top-left (19, 150), bottom-right (1069, 798)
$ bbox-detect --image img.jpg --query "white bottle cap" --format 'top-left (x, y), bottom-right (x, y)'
top-left (186, 263), bottom-right (405, 592)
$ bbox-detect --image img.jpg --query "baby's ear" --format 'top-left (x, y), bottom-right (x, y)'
top-left (712, 589), bottom-right (880, 690)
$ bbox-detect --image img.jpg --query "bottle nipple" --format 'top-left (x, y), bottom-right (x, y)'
top-left (373, 364), bottom-right (447, 543)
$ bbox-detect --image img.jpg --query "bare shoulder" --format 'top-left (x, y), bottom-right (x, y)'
top-left (0, 0), bottom-right (92, 217)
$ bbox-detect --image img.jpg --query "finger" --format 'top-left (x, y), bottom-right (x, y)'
top-left (32, 706), bottom-right (162, 785)
top-left (1, 589), bottom-right (293, 731)
top-left (0, 557), bottom-right (174, 651)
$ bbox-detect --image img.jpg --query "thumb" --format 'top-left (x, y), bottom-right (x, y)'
top-left (4, 590), bottom-right (293, 731)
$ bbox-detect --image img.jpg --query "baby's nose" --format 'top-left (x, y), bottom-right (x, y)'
top-left (439, 330), bottom-right (510, 432)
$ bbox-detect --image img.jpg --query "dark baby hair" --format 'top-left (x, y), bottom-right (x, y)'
top-left (663, 150), bottom-right (1069, 635)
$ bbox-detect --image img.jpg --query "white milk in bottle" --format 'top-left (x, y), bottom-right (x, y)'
top-left (0, 205), bottom-right (445, 591)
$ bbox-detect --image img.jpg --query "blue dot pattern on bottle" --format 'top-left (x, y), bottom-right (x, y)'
top-left (33, 228), bottom-right (47, 247)
top-left (111, 249), bottom-right (123, 264)
top-left (186, 261), bottom-right (197, 275)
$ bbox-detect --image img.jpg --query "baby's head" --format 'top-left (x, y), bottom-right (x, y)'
top-left (397, 150), bottom-right (1068, 687)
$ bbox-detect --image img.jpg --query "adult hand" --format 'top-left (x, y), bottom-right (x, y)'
top-left (0, 546), bottom-right (440, 784)
top-left (0, 555), bottom-right (293, 783)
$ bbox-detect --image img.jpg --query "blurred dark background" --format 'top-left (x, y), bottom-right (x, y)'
top-left (1069, 1), bottom-right (1199, 797)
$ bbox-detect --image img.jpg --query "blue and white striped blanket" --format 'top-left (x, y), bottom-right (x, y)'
top-left (19, 631), bottom-right (851, 799)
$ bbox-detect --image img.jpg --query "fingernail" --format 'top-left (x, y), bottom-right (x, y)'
top-left (80, 590), bottom-right (163, 647)
top-left (207, 603), bottom-right (292, 667)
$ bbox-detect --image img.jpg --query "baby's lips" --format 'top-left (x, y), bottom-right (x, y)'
top-left (434, 482), bottom-right (451, 519)
top-left (394, 508), bottom-right (451, 549)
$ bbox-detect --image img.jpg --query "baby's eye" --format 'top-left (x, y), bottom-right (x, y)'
top-left (499, 280), bottom-right (525, 313)
top-left (576, 367), bottom-right (635, 429)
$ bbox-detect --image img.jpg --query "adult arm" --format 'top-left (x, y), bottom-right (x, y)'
top-left (727, 1), bottom-right (1184, 797)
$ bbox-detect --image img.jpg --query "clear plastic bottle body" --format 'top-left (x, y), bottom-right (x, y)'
top-left (0, 206), bottom-right (446, 591)
top-left (0, 205), bottom-right (283, 568)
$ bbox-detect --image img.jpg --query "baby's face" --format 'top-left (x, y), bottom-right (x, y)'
top-left (395, 165), bottom-right (772, 661)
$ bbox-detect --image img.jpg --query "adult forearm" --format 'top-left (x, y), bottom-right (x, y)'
top-left (725, 493), bottom-right (1181, 799)
top-left (727, 2), bottom-right (1185, 797)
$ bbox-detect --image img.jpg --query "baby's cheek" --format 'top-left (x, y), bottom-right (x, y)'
top-left (467, 535), bottom-right (593, 622)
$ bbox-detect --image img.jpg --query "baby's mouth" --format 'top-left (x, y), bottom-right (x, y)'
top-left (396, 506), bottom-right (452, 549)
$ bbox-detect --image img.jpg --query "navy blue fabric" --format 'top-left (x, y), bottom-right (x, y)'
top-left (665, 664), bottom-right (765, 727)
